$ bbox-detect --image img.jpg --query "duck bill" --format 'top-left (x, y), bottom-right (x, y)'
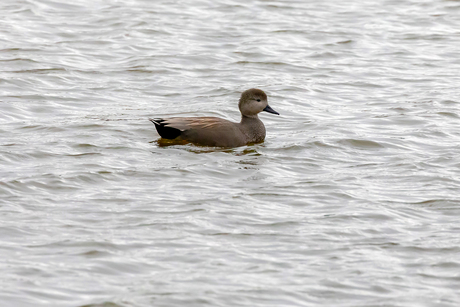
top-left (263, 105), bottom-right (280, 115)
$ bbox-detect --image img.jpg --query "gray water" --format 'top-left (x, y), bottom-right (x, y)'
top-left (1, 0), bottom-right (460, 306)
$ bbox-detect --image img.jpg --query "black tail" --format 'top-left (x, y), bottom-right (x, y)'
top-left (149, 118), bottom-right (182, 139)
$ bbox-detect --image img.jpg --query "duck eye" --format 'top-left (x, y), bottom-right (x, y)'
top-left (256, 99), bottom-right (261, 102)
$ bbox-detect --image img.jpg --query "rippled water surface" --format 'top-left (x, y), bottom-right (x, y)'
top-left (1, 0), bottom-right (460, 306)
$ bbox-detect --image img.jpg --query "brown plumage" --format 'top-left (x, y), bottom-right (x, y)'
top-left (150, 88), bottom-right (279, 147)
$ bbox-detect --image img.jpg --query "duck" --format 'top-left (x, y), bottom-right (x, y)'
top-left (150, 88), bottom-right (279, 147)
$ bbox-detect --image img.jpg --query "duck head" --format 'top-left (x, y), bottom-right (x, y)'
top-left (238, 88), bottom-right (279, 117)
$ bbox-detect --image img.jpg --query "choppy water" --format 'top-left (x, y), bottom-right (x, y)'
top-left (1, 0), bottom-right (460, 306)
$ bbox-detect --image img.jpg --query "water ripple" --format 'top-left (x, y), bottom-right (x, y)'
top-left (1, 0), bottom-right (460, 306)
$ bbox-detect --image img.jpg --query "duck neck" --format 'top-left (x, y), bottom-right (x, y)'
top-left (240, 115), bottom-right (266, 143)
top-left (240, 114), bottom-right (260, 122)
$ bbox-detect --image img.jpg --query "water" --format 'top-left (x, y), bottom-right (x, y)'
top-left (1, 0), bottom-right (460, 306)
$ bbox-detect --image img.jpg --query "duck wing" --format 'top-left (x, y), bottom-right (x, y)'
top-left (150, 117), bottom-right (246, 147)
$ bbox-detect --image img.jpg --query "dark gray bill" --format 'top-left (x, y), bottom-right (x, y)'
top-left (263, 105), bottom-right (280, 115)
